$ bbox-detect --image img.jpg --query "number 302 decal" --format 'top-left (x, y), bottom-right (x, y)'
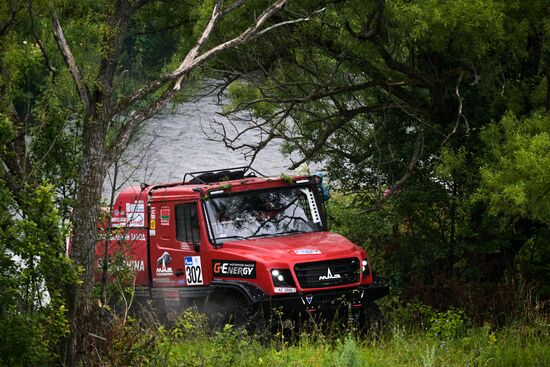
top-left (184, 256), bottom-right (203, 285)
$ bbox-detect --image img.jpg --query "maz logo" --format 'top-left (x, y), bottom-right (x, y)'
top-left (318, 268), bottom-right (341, 281)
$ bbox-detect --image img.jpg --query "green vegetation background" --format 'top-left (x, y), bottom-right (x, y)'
top-left (1, 0), bottom-right (550, 365)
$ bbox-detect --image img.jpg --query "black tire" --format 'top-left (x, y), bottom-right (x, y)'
top-left (359, 302), bottom-right (384, 338)
top-left (210, 294), bottom-right (264, 335)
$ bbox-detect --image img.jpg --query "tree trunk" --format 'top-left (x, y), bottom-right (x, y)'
top-left (65, 116), bottom-right (107, 366)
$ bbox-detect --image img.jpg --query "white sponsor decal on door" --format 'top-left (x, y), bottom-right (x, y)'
top-left (126, 200), bottom-right (145, 227)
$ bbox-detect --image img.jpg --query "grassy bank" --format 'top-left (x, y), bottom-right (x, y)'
top-left (164, 320), bottom-right (548, 367)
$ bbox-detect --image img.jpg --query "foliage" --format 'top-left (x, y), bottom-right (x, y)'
top-left (388, 0), bottom-right (506, 58)
top-left (1, 0), bottom-right (549, 364)
top-left (161, 307), bottom-right (550, 367)
top-left (428, 308), bottom-right (468, 340)
top-left (89, 314), bottom-right (171, 367)
top-left (219, 182), bottom-right (232, 190)
top-left (95, 250), bottom-right (137, 312)
top-left (3, 0), bottom-right (295, 364)
top-left (327, 191), bottom-right (546, 321)
top-left (0, 182), bottom-right (78, 366)
top-left (331, 336), bottom-right (362, 367)
top-left (477, 111), bottom-right (550, 296)
top-left (172, 308), bottom-right (209, 339)
top-left (218, 0), bottom-right (550, 314)
top-left (479, 111), bottom-right (550, 226)
top-left (280, 173), bottom-right (295, 184)
top-left (0, 2), bottom-right (84, 364)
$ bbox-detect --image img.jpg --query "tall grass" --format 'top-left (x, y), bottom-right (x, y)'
top-left (91, 300), bottom-right (549, 366)
top-left (166, 312), bottom-right (549, 367)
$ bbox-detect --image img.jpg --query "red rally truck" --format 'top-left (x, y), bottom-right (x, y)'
top-left (97, 167), bottom-right (388, 328)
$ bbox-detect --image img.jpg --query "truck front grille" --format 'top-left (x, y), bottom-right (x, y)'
top-left (294, 258), bottom-right (360, 289)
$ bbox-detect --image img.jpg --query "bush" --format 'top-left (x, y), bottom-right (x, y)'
top-left (331, 336), bottom-right (362, 367)
top-left (88, 312), bottom-right (170, 367)
top-left (428, 308), bottom-right (468, 339)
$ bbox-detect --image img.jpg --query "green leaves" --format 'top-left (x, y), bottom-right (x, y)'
top-left (0, 182), bottom-right (78, 366)
top-left (389, 0), bottom-right (505, 58)
top-left (0, 114), bottom-right (15, 143)
top-left (226, 80), bottom-right (276, 118)
top-left (479, 111), bottom-right (550, 225)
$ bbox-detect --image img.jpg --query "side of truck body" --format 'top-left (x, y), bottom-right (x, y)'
top-left (96, 169), bottom-right (388, 323)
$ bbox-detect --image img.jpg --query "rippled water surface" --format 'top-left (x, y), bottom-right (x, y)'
top-left (104, 93), bottom-right (300, 197)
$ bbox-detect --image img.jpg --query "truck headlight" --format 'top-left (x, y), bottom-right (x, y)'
top-left (362, 259), bottom-right (371, 277)
top-left (271, 269), bottom-right (296, 293)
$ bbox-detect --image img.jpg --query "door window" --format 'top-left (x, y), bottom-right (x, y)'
top-left (175, 203), bottom-right (201, 244)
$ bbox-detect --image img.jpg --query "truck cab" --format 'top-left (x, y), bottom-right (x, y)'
top-left (97, 167), bottom-right (388, 327)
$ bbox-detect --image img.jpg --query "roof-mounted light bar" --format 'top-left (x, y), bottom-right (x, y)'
top-left (209, 189), bottom-right (225, 196)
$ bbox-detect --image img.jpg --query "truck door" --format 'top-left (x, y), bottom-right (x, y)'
top-left (150, 201), bottom-right (205, 288)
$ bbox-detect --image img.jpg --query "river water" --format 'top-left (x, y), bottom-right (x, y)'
top-left (104, 91), bottom-right (306, 197)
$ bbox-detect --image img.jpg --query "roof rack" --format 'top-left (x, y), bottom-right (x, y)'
top-left (183, 166), bottom-right (266, 184)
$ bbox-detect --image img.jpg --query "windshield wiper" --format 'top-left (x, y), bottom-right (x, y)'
top-left (246, 229), bottom-right (306, 239)
top-left (245, 232), bottom-right (277, 239)
top-left (280, 229), bottom-right (306, 235)
top-left (215, 235), bottom-right (248, 242)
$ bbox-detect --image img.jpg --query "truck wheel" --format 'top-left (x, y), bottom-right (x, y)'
top-left (360, 302), bottom-right (383, 338)
top-left (211, 295), bottom-right (264, 335)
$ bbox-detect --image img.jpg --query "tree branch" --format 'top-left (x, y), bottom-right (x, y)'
top-left (106, 87), bottom-right (176, 163)
top-left (172, 0), bottom-right (288, 90)
top-left (51, 10), bottom-right (91, 115)
top-left (108, 0), bottom-right (289, 158)
top-left (372, 38), bottom-right (434, 88)
top-left (96, 0), bottom-right (132, 117)
top-left (289, 104), bottom-right (402, 169)
top-left (29, 0), bottom-right (56, 77)
top-left (222, 0), bottom-right (246, 15)
top-left (442, 72), bottom-right (468, 145)
top-left (221, 80), bottom-right (385, 115)
top-left (393, 131), bottom-right (423, 188)
top-left (111, 0), bottom-right (226, 114)
top-left (344, 0), bottom-right (383, 41)
top-left (254, 7), bottom-right (326, 37)
top-left (0, 0), bottom-right (25, 36)
top-left (172, 0), bottom-right (224, 90)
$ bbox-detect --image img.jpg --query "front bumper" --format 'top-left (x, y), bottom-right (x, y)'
top-left (263, 283), bottom-right (389, 314)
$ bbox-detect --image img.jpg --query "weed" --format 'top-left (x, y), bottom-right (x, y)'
top-left (219, 182), bottom-right (232, 190)
top-left (332, 336), bottom-right (362, 367)
top-left (280, 174), bottom-right (294, 184)
top-left (89, 302), bottom-right (550, 367)
top-left (428, 308), bottom-right (468, 339)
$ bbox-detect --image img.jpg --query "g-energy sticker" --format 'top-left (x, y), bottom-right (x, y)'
top-left (212, 260), bottom-right (256, 279)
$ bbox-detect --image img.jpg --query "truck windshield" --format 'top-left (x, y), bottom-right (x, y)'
top-left (204, 187), bottom-right (323, 244)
